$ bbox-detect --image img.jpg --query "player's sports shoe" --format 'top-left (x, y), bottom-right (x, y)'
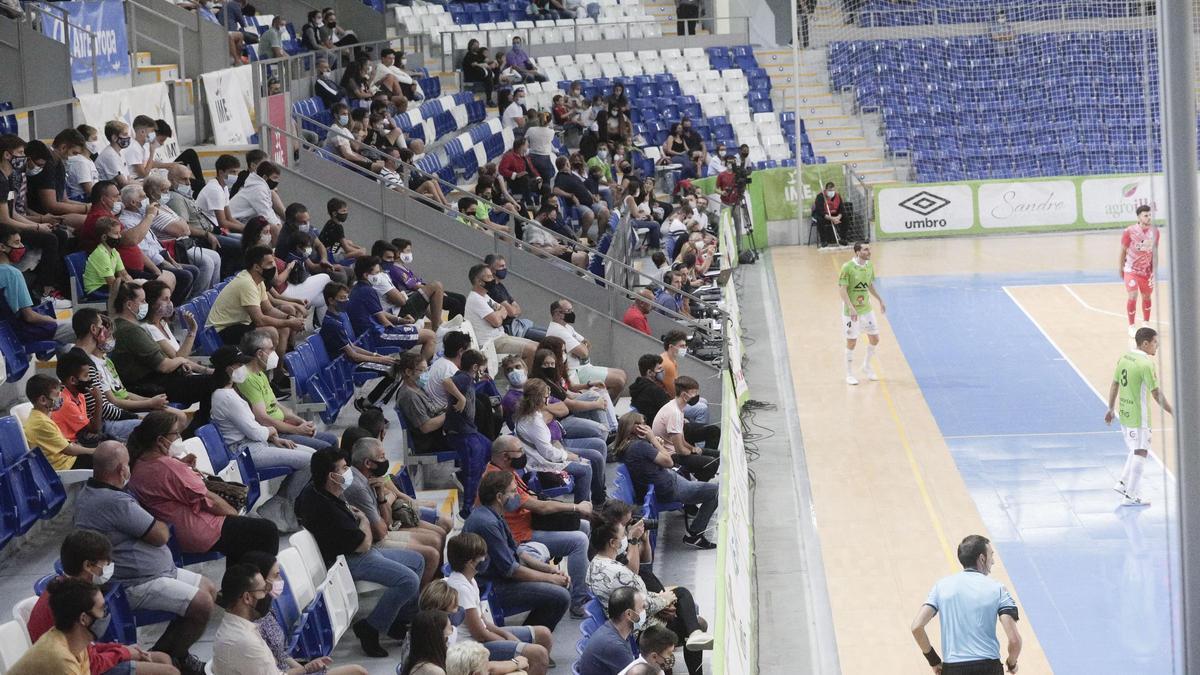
top-left (845, 374), bottom-right (859, 385)
top-left (862, 365), bottom-right (879, 381)
top-left (1121, 495), bottom-right (1151, 507)
top-left (1113, 481), bottom-right (1128, 497)
top-left (1128, 324), bottom-right (1138, 337)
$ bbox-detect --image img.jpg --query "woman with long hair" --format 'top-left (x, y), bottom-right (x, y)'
top-left (534, 337), bottom-right (618, 433)
top-left (513, 379), bottom-right (599, 504)
top-left (399, 610), bottom-right (453, 675)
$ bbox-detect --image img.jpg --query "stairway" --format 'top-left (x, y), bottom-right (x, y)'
top-left (133, 50), bottom-right (179, 85)
top-left (757, 46), bottom-right (904, 184)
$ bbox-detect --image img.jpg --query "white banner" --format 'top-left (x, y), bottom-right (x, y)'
top-left (201, 65), bottom-right (256, 145)
top-left (75, 82), bottom-right (176, 154)
top-left (1080, 175), bottom-right (1169, 224)
top-left (978, 180), bottom-right (1078, 229)
top-left (877, 185), bottom-right (974, 234)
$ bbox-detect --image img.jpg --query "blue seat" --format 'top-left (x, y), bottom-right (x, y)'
top-left (0, 322), bottom-right (33, 383)
top-left (613, 464), bottom-right (635, 504)
top-left (196, 424), bottom-right (234, 473)
top-left (26, 450), bottom-right (66, 518)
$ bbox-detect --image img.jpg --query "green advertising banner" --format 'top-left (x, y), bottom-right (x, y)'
top-left (694, 164), bottom-right (845, 250)
top-left (874, 173), bottom-right (1168, 239)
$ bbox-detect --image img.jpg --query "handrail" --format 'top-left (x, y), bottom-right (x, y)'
top-left (27, 1), bottom-right (99, 94)
top-left (263, 121), bottom-right (714, 330)
top-left (0, 97), bottom-right (80, 141)
top-left (287, 112), bottom-right (724, 317)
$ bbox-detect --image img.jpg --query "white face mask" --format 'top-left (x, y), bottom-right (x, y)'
top-left (259, 233), bottom-right (271, 246)
top-left (339, 467), bottom-right (354, 489)
top-left (617, 537), bottom-right (629, 556)
top-left (87, 140), bottom-right (103, 155)
top-left (147, 131), bottom-right (157, 143)
top-left (135, 303), bottom-right (149, 321)
top-left (169, 439), bottom-right (188, 458)
top-left (631, 608), bottom-right (648, 631)
top-left (265, 351), bottom-right (280, 371)
top-left (94, 561), bottom-right (115, 585)
top-left (139, 197), bottom-right (150, 211)
top-left (224, 174), bottom-right (238, 188)
top-left (399, 252), bottom-right (414, 264)
top-left (111, 201), bottom-right (123, 215)
top-left (826, 190), bottom-right (836, 198)
top-left (26, 165), bottom-right (43, 177)
top-left (677, 346), bottom-right (688, 358)
top-left (303, 247), bottom-right (314, 258)
top-left (231, 365), bottom-right (249, 384)
top-left (369, 272), bottom-right (391, 288)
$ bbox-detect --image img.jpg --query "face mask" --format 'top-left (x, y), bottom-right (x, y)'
top-left (303, 247), bottom-right (314, 258)
top-left (6, 244), bottom-right (26, 264)
top-left (87, 140), bottom-right (103, 155)
top-left (135, 303), bottom-right (149, 321)
top-left (510, 454), bottom-right (528, 470)
top-left (334, 212), bottom-right (348, 223)
top-left (369, 459), bottom-right (389, 477)
top-left (516, 97), bottom-right (525, 105)
top-left (157, 300), bottom-right (175, 319)
top-left (507, 370), bottom-right (527, 387)
top-left (111, 201), bottom-right (123, 215)
top-left (658, 652), bottom-right (676, 671)
top-left (175, 185), bottom-right (193, 199)
top-left (50, 396), bottom-right (64, 412)
top-left (617, 537), bottom-right (629, 556)
top-left (266, 179), bottom-right (279, 191)
top-left (139, 197), bottom-right (149, 211)
top-left (270, 579), bottom-right (285, 598)
top-left (448, 607), bottom-right (466, 626)
top-left (147, 131), bottom-right (157, 143)
top-left (256, 232), bottom-right (272, 246)
top-left (169, 438), bottom-right (188, 458)
top-left (399, 251), bottom-right (414, 264)
top-left (495, 268), bottom-right (508, 280)
top-left (654, 370), bottom-right (665, 383)
top-left (254, 594), bottom-right (274, 619)
top-left (677, 346), bottom-right (688, 358)
top-left (94, 561), bottom-right (115, 585)
top-left (26, 165), bottom-right (42, 177)
top-left (687, 394), bottom-right (701, 406)
top-left (231, 365), bottom-right (249, 384)
top-left (339, 467), bottom-right (354, 489)
top-left (100, 336), bottom-right (116, 353)
top-left (632, 609), bottom-right (648, 631)
top-left (9, 155), bottom-right (25, 171)
top-left (503, 493), bottom-right (522, 512)
top-left (597, 150), bottom-right (608, 160)
top-left (260, 267), bottom-right (277, 284)
top-left (338, 114), bottom-right (349, 126)
top-left (369, 272), bottom-right (390, 287)
top-left (563, 311), bottom-right (576, 324)
top-left (265, 351), bottom-right (280, 371)
top-left (118, 137), bottom-right (132, 149)
top-left (417, 371), bottom-right (430, 387)
top-left (224, 174), bottom-right (238, 187)
top-left (826, 190), bottom-right (835, 199)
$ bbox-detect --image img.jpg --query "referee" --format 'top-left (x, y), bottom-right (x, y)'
top-left (910, 535), bottom-right (1022, 674)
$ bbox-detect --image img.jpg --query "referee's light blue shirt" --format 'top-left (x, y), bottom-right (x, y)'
top-left (925, 569), bottom-right (1018, 663)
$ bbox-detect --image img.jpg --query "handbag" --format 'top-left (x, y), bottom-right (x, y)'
top-left (389, 499), bottom-right (421, 529)
top-left (531, 509), bottom-right (582, 532)
top-left (205, 476), bottom-right (249, 512)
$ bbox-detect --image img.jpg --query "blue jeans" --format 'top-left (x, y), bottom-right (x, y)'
top-left (670, 472), bottom-right (718, 535)
top-left (560, 414), bottom-right (607, 441)
top-left (279, 430), bottom-right (337, 452)
top-left (684, 397), bottom-right (709, 424)
top-left (241, 441), bottom-right (314, 502)
top-left (563, 460), bottom-right (592, 503)
top-left (490, 577), bottom-right (570, 630)
top-left (567, 443), bottom-right (607, 505)
top-left (529, 528), bottom-right (590, 606)
top-left (484, 625), bottom-right (534, 660)
top-left (346, 547), bottom-right (425, 633)
top-left (103, 418), bottom-right (141, 442)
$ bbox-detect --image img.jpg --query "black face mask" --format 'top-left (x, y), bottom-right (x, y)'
top-left (563, 311), bottom-right (576, 324)
top-left (334, 212), bottom-right (348, 223)
top-left (266, 179), bottom-right (280, 191)
top-left (106, 236), bottom-right (123, 249)
top-left (260, 267), bottom-right (277, 284)
top-left (254, 594), bottom-right (274, 619)
top-left (369, 460), bottom-right (389, 477)
top-left (484, 279), bottom-right (497, 290)
top-left (687, 394), bottom-right (701, 406)
top-left (510, 454), bottom-right (528, 470)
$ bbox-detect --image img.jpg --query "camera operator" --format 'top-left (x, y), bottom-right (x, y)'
top-left (812, 181), bottom-right (847, 248)
top-left (716, 154), bottom-right (743, 208)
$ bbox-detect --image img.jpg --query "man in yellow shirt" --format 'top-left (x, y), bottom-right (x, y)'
top-left (24, 369), bottom-right (97, 471)
top-left (9, 577), bottom-right (99, 675)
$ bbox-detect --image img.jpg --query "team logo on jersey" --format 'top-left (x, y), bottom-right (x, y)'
top-left (898, 191), bottom-right (951, 216)
top-left (853, 281), bottom-right (869, 291)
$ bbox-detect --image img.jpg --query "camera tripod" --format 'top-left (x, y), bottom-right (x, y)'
top-left (732, 195), bottom-right (759, 263)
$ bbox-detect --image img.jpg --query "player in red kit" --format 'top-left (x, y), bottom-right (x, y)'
top-left (1119, 204), bottom-right (1160, 337)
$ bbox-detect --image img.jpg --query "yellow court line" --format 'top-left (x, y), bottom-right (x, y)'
top-left (829, 255), bottom-right (957, 571)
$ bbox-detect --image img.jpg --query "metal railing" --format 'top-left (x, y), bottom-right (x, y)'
top-left (124, 0), bottom-right (197, 84)
top-left (844, 1), bottom-right (1157, 27)
top-left (0, 97), bottom-right (81, 142)
top-left (267, 115), bottom-right (722, 327)
top-left (246, 34), bottom-right (429, 104)
top-left (27, 1), bottom-right (99, 94)
top-left (842, 164), bottom-right (874, 243)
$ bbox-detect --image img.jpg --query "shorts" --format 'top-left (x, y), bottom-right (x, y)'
top-left (402, 291), bottom-right (430, 318)
top-left (492, 334), bottom-right (536, 356)
top-left (104, 660), bottom-right (135, 675)
top-left (419, 506), bottom-right (439, 524)
top-left (573, 364), bottom-right (610, 385)
top-left (1122, 425), bottom-right (1152, 453)
top-left (484, 625), bottom-right (536, 660)
top-left (1124, 273), bottom-right (1153, 295)
top-left (124, 567), bottom-right (203, 616)
top-left (843, 310), bottom-right (878, 340)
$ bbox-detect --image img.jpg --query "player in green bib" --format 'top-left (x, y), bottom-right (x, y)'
top-left (1104, 327), bottom-right (1172, 506)
top-left (837, 242), bottom-right (886, 385)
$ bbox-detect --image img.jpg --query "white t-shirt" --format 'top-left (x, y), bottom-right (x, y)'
top-left (545, 321), bottom-right (585, 370)
top-left (195, 178), bottom-right (229, 230)
top-left (118, 208), bottom-right (167, 264)
top-left (502, 102), bottom-right (525, 128)
top-left (323, 124), bottom-right (354, 155)
top-left (65, 155), bottom-right (99, 201)
top-left (370, 274), bottom-right (407, 311)
top-left (465, 290), bottom-right (505, 345)
top-left (95, 146), bottom-right (127, 182)
top-left (121, 139), bottom-right (150, 175)
top-left (652, 398), bottom-right (685, 439)
top-left (445, 572), bottom-right (483, 644)
top-left (525, 126), bottom-right (555, 156)
top-left (424, 357), bottom-right (459, 407)
top-left (142, 321), bottom-right (180, 351)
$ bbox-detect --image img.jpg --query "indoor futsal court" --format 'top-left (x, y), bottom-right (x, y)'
top-left (771, 232), bottom-right (1177, 674)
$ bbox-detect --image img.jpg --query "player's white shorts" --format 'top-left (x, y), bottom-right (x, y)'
top-left (843, 311), bottom-right (879, 340)
top-left (1121, 425), bottom-right (1152, 453)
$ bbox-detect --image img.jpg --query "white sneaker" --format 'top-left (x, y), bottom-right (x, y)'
top-left (1113, 481), bottom-right (1128, 497)
top-left (862, 366), bottom-right (878, 381)
top-left (52, 298), bottom-right (73, 311)
top-left (685, 630), bottom-right (715, 651)
top-left (1128, 324), bottom-right (1138, 337)
top-left (1121, 495), bottom-right (1151, 507)
top-left (845, 374), bottom-right (859, 385)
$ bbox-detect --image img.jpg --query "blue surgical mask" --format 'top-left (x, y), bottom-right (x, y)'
top-left (507, 370), bottom-right (527, 387)
top-left (338, 114), bottom-right (349, 126)
top-left (418, 371), bottom-right (430, 387)
top-left (504, 494), bottom-right (521, 512)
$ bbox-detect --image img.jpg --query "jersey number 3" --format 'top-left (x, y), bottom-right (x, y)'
top-left (1120, 369), bottom-right (1128, 386)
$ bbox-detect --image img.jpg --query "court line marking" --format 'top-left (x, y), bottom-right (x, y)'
top-left (834, 257), bottom-right (959, 570)
top-left (945, 429), bottom-right (1175, 440)
top-left (1060, 283), bottom-right (1174, 326)
top-left (1002, 286), bottom-right (1169, 472)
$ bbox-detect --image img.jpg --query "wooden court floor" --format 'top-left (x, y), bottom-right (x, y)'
top-left (772, 232), bottom-right (1178, 674)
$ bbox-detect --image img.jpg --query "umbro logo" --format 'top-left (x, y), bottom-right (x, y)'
top-left (899, 191), bottom-right (950, 216)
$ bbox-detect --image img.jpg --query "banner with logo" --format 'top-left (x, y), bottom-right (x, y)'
top-left (201, 65), bottom-right (257, 146)
top-left (75, 83), bottom-right (177, 156)
top-left (38, 0), bottom-right (131, 84)
top-left (713, 371), bottom-right (755, 675)
top-left (875, 173), bottom-right (1172, 239)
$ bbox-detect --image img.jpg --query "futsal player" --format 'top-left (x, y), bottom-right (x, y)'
top-left (1104, 327), bottom-right (1173, 507)
top-left (1118, 205), bottom-right (1160, 337)
top-left (837, 242), bottom-right (886, 385)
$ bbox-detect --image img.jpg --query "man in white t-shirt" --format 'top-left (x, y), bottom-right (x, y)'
top-left (545, 297), bottom-right (626, 399)
top-left (122, 116), bottom-right (161, 181)
top-left (95, 120), bottom-right (132, 186)
top-left (502, 89), bottom-right (527, 129)
top-left (423, 330), bottom-right (469, 408)
top-left (465, 263), bottom-right (536, 365)
top-left (195, 154), bottom-right (246, 243)
top-left (66, 152), bottom-right (99, 202)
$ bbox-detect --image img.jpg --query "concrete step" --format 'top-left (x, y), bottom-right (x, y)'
top-left (854, 166), bottom-right (904, 184)
top-left (135, 64), bottom-right (179, 85)
top-left (802, 122), bottom-right (865, 141)
top-left (810, 146), bottom-right (882, 163)
top-left (796, 102), bottom-right (847, 118)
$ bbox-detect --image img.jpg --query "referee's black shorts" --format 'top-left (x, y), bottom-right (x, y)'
top-left (942, 660), bottom-right (1003, 675)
